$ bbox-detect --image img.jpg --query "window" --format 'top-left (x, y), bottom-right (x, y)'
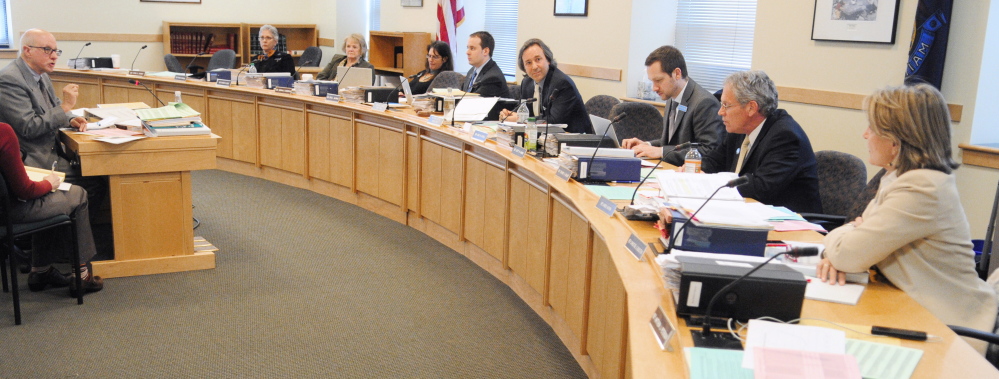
top-left (369, 0), bottom-right (381, 32)
top-left (675, 0), bottom-right (757, 93)
top-left (0, 0), bottom-right (11, 49)
top-left (483, 0), bottom-right (518, 80)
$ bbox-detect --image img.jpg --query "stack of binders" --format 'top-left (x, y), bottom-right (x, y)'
top-left (135, 103), bottom-right (211, 137)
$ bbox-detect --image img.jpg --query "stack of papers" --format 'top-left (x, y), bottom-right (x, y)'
top-left (656, 171), bottom-right (743, 201)
top-left (134, 103), bottom-right (211, 137)
top-left (671, 198), bottom-right (774, 229)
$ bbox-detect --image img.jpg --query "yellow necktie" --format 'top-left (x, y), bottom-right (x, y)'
top-left (735, 137), bottom-right (751, 173)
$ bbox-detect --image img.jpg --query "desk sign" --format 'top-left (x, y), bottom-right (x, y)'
top-left (174, 74), bottom-right (187, 81)
top-left (216, 79), bottom-right (232, 87)
top-left (596, 196), bottom-right (617, 217)
top-left (625, 233), bottom-right (647, 260)
top-left (512, 145), bottom-right (527, 158)
top-left (371, 102), bottom-right (389, 112)
top-left (128, 70), bottom-right (145, 77)
top-left (275, 87), bottom-right (294, 94)
top-left (650, 306), bottom-right (676, 352)
top-left (326, 93), bottom-right (341, 102)
top-left (428, 115), bottom-right (445, 126)
top-left (555, 166), bottom-right (573, 182)
top-left (472, 130), bottom-right (489, 143)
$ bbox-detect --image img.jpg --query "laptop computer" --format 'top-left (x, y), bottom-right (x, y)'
top-left (335, 66), bottom-right (374, 88)
top-left (589, 114), bottom-right (621, 148)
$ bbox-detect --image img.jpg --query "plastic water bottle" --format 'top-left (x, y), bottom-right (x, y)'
top-left (443, 88), bottom-right (456, 122)
top-left (248, 63), bottom-right (257, 74)
top-left (515, 102), bottom-right (529, 124)
top-left (525, 117), bottom-right (538, 151)
top-left (683, 145), bottom-right (702, 173)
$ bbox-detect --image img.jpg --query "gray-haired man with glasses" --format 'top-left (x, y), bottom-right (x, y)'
top-left (0, 29), bottom-right (88, 171)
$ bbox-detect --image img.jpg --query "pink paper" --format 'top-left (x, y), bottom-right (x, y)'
top-left (753, 347), bottom-right (861, 379)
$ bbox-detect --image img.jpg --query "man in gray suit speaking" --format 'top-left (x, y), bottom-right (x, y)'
top-left (0, 29), bottom-right (88, 171)
top-left (622, 46), bottom-right (725, 165)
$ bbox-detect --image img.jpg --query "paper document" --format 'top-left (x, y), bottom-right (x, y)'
top-left (742, 319), bottom-right (847, 369)
top-left (134, 103), bottom-right (201, 121)
top-left (432, 88), bottom-right (476, 96)
top-left (25, 166), bottom-right (70, 191)
top-left (584, 185), bottom-right (640, 200)
top-left (672, 198), bottom-right (773, 229)
top-left (85, 128), bottom-right (142, 137)
top-left (97, 102), bottom-right (150, 110)
top-left (70, 108), bottom-right (85, 117)
top-left (845, 339), bottom-right (923, 379)
top-left (657, 171), bottom-right (744, 201)
top-left (685, 348), bottom-right (753, 379)
top-left (804, 276), bottom-right (865, 305)
top-left (448, 97), bottom-right (499, 122)
top-left (753, 347), bottom-right (862, 379)
top-left (95, 136), bottom-right (145, 144)
top-left (85, 117), bottom-right (117, 130)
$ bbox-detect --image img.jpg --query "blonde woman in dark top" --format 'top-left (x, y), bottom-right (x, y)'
top-left (316, 33), bottom-right (374, 81)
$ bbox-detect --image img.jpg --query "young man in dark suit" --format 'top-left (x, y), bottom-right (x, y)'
top-left (701, 70), bottom-right (823, 214)
top-left (462, 31), bottom-right (509, 98)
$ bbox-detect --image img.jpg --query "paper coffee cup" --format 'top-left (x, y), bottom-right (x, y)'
top-left (111, 54), bottom-right (121, 69)
top-left (302, 74), bottom-right (313, 81)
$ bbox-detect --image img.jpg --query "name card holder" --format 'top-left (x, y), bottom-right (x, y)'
top-left (216, 79), bottom-right (233, 87)
top-left (371, 102), bottom-right (389, 112)
top-left (274, 87), bottom-right (294, 94)
top-left (129, 70), bottom-right (146, 77)
top-left (649, 306), bottom-right (676, 352)
top-left (596, 196), bottom-right (617, 217)
top-left (326, 93), bottom-right (341, 102)
top-left (471, 130), bottom-right (489, 143)
top-left (428, 115), bottom-right (445, 126)
top-left (174, 74), bottom-right (187, 81)
top-left (512, 146), bottom-right (527, 158)
top-left (625, 233), bottom-right (646, 260)
top-left (555, 166), bottom-right (573, 182)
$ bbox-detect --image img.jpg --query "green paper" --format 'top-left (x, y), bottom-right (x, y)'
top-left (687, 348), bottom-right (754, 379)
top-left (584, 185), bottom-right (639, 200)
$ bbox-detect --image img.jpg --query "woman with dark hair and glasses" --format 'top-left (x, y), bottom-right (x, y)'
top-left (407, 41), bottom-right (454, 95)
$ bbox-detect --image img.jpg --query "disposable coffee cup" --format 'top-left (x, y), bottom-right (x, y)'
top-left (301, 74), bottom-right (313, 81)
top-left (111, 54), bottom-right (121, 69)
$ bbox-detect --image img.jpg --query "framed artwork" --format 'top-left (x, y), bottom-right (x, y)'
top-left (812, 0), bottom-right (901, 43)
top-left (141, 0), bottom-right (201, 3)
top-left (554, 0), bottom-right (588, 17)
top-left (402, 0), bottom-right (423, 6)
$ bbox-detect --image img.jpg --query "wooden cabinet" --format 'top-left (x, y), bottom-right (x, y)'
top-left (162, 22), bottom-right (318, 69)
top-left (242, 23), bottom-right (319, 65)
top-left (368, 31), bottom-right (432, 77)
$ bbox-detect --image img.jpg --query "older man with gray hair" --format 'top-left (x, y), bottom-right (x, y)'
top-left (700, 70), bottom-right (822, 214)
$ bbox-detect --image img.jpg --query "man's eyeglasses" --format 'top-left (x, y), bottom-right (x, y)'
top-left (720, 102), bottom-right (738, 110)
top-left (28, 46), bottom-right (62, 56)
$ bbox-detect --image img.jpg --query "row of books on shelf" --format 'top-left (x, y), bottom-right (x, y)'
top-left (170, 32), bottom-right (238, 54)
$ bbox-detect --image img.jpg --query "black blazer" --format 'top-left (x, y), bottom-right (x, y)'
top-left (518, 67), bottom-right (594, 134)
top-left (462, 59), bottom-right (509, 98)
top-left (701, 109), bottom-right (822, 214)
top-left (253, 51), bottom-right (296, 77)
top-left (652, 78), bottom-right (726, 166)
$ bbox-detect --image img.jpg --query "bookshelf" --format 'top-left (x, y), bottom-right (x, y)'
top-left (242, 24), bottom-right (319, 65)
top-left (163, 22), bottom-right (243, 70)
top-left (368, 31), bottom-right (432, 77)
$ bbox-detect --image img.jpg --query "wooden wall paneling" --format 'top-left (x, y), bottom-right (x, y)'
top-left (586, 233), bottom-right (628, 379)
top-left (420, 140), bottom-right (443, 224)
top-left (507, 170), bottom-right (551, 297)
top-left (549, 194), bottom-right (594, 353)
top-left (481, 161), bottom-right (507, 262)
top-left (258, 105), bottom-right (283, 169)
top-left (354, 120), bottom-right (379, 196)
top-left (101, 85), bottom-right (130, 105)
top-left (110, 172), bottom-right (192, 260)
top-left (307, 112), bottom-right (331, 181)
top-left (51, 77), bottom-right (101, 109)
top-left (281, 107), bottom-right (306, 175)
top-left (508, 175), bottom-right (530, 275)
top-left (208, 98), bottom-right (234, 159)
top-left (231, 100), bottom-right (258, 164)
top-left (464, 155), bottom-right (486, 248)
top-left (439, 146), bottom-right (463, 234)
top-left (330, 115), bottom-right (354, 188)
top-left (406, 130), bottom-right (420, 215)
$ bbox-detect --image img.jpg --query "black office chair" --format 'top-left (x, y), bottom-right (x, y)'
top-left (164, 54), bottom-right (184, 73)
top-left (0, 173), bottom-right (84, 325)
top-left (978, 180), bottom-right (999, 279)
top-left (800, 151), bottom-right (868, 230)
top-left (949, 312), bottom-right (999, 368)
top-left (607, 102), bottom-right (663, 144)
top-left (508, 84), bottom-right (521, 100)
top-left (427, 71), bottom-right (465, 92)
top-left (585, 95), bottom-right (621, 120)
top-left (206, 49), bottom-right (237, 71)
top-left (300, 46), bottom-right (322, 67)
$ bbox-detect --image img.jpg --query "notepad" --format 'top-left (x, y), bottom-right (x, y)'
top-left (685, 348), bottom-right (753, 379)
top-left (753, 347), bottom-right (862, 379)
top-left (742, 319), bottom-right (847, 369)
top-left (805, 276), bottom-right (866, 305)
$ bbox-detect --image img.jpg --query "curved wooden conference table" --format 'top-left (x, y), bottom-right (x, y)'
top-left (50, 69), bottom-right (998, 379)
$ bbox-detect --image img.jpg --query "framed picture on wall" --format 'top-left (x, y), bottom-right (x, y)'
top-left (140, 0), bottom-right (201, 3)
top-left (554, 0), bottom-right (588, 17)
top-left (812, 0), bottom-right (901, 44)
top-left (401, 0), bottom-right (423, 6)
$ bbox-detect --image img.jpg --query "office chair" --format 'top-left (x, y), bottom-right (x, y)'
top-left (300, 46), bottom-right (322, 67)
top-left (585, 95), bottom-right (621, 120)
top-left (799, 151), bottom-right (867, 230)
top-left (978, 180), bottom-right (999, 279)
top-left (427, 71), bottom-right (465, 92)
top-left (206, 49), bottom-right (237, 71)
top-left (607, 102), bottom-right (663, 144)
top-left (0, 173), bottom-right (84, 325)
top-left (164, 54), bottom-right (184, 73)
top-left (508, 84), bottom-right (521, 100)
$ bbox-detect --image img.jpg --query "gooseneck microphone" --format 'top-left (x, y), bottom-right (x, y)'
top-left (128, 79), bottom-right (166, 107)
top-left (628, 142), bottom-right (694, 206)
top-left (692, 246), bottom-right (820, 347)
top-left (73, 42), bottom-right (91, 69)
top-left (663, 176), bottom-right (749, 254)
top-left (292, 58), bottom-right (314, 81)
top-left (130, 45), bottom-right (147, 71)
top-left (185, 52), bottom-right (207, 75)
top-left (538, 87), bottom-right (562, 157)
top-left (581, 112), bottom-right (628, 180)
top-left (451, 87), bottom-right (472, 128)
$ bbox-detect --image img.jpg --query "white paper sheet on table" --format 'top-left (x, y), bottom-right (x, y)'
top-left (742, 319), bottom-right (847, 369)
top-left (656, 171), bottom-right (743, 201)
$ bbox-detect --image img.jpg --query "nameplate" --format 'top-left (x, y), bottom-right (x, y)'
top-left (174, 74), bottom-right (187, 81)
top-left (216, 79), bottom-right (232, 87)
top-left (428, 115), bottom-right (445, 126)
top-left (274, 87), bottom-right (294, 94)
top-left (326, 93), bottom-right (341, 102)
top-left (596, 196), bottom-right (617, 217)
top-left (677, 104), bottom-right (687, 113)
top-left (555, 166), bottom-right (573, 182)
top-left (129, 70), bottom-right (146, 77)
top-left (625, 233), bottom-right (647, 260)
top-left (649, 306), bottom-right (676, 352)
top-left (371, 102), bottom-right (389, 112)
top-left (472, 130), bottom-right (489, 143)
top-left (512, 145), bottom-right (527, 158)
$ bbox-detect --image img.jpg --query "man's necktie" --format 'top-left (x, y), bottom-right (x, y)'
top-left (38, 79), bottom-right (54, 108)
top-left (667, 100), bottom-right (680, 144)
top-left (533, 83), bottom-right (542, 116)
top-left (466, 71), bottom-right (476, 92)
top-left (735, 137), bottom-right (751, 174)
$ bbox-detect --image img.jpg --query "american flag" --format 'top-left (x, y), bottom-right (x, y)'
top-left (437, 0), bottom-right (465, 55)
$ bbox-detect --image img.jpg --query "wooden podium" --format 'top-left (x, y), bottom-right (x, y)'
top-left (61, 132), bottom-right (219, 278)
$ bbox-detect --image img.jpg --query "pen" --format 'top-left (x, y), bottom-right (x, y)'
top-left (50, 161), bottom-right (57, 192)
top-left (871, 326), bottom-right (931, 341)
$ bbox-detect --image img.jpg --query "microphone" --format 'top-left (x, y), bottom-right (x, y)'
top-left (499, 98), bottom-right (537, 123)
top-left (581, 112), bottom-right (628, 180)
top-left (130, 45), bottom-right (147, 71)
top-left (692, 246), bottom-right (820, 347)
top-left (73, 42), bottom-right (91, 69)
top-left (628, 142), bottom-right (694, 206)
top-left (234, 64), bottom-right (250, 86)
top-left (663, 176), bottom-right (749, 254)
top-left (293, 58), bottom-right (314, 80)
top-left (451, 87), bottom-right (472, 128)
top-left (538, 88), bottom-right (562, 157)
top-left (128, 79), bottom-right (166, 107)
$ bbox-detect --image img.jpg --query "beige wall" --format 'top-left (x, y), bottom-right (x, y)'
top-left (754, 0), bottom-right (998, 238)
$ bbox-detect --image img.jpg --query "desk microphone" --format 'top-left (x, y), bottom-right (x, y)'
top-left (130, 45), bottom-right (147, 71)
top-left (581, 112), bottom-right (627, 180)
top-left (73, 42), bottom-right (91, 69)
top-left (451, 87), bottom-right (472, 128)
top-left (663, 176), bottom-right (748, 255)
top-left (538, 87), bottom-right (562, 156)
top-left (292, 58), bottom-right (315, 81)
top-left (128, 79), bottom-right (166, 107)
top-left (628, 142), bottom-right (694, 206)
top-left (691, 246), bottom-right (819, 348)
